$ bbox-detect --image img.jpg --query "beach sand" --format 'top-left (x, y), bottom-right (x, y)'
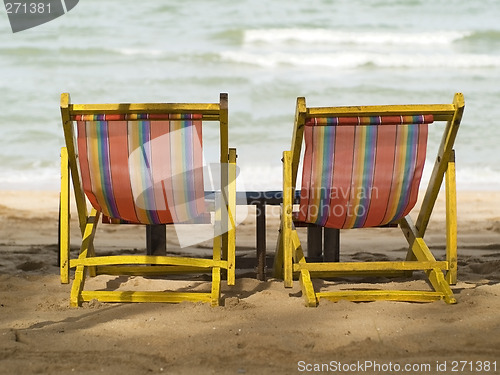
top-left (0, 190), bottom-right (499, 374)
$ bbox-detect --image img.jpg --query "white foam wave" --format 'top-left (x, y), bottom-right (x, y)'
top-left (239, 163), bottom-right (500, 192)
top-left (455, 167), bottom-right (500, 191)
top-left (220, 51), bottom-right (500, 69)
top-left (1, 163), bottom-right (499, 192)
top-left (116, 48), bottom-right (164, 56)
top-left (244, 29), bottom-right (471, 46)
top-left (0, 167), bottom-right (59, 191)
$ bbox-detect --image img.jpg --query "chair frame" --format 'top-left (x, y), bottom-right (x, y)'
top-left (274, 93), bottom-right (465, 306)
top-left (60, 93), bottom-right (236, 307)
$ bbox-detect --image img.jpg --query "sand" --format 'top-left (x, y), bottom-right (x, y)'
top-left (0, 190), bottom-right (499, 374)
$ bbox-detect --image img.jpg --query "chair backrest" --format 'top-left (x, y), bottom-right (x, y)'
top-left (61, 94), bottom-right (228, 226)
top-left (290, 96), bottom-right (464, 230)
top-left (75, 113), bottom-right (205, 224)
top-left (297, 115), bottom-right (432, 229)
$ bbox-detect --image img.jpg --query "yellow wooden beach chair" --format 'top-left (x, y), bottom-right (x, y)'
top-left (274, 93), bottom-right (464, 306)
top-left (59, 93), bottom-right (236, 307)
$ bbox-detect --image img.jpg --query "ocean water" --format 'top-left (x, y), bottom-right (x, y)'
top-left (0, 0), bottom-right (499, 191)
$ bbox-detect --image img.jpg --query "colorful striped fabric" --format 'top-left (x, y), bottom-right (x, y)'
top-left (73, 114), bottom-right (189, 121)
top-left (297, 115), bottom-right (432, 229)
top-left (304, 115), bottom-right (433, 127)
top-left (76, 114), bottom-right (206, 225)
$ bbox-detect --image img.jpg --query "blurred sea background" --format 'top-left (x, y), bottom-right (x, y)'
top-left (1, 0), bottom-right (499, 191)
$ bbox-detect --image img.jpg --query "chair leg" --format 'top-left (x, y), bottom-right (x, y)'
top-left (445, 150), bottom-right (457, 285)
top-left (226, 148), bottom-right (237, 286)
top-left (256, 202), bottom-right (267, 281)
top-left (282, 151), bottom-right (294, 288)
top-left (400, 217), bottom-right (456, 304)
top-left (211, 201), bottom-right (223, 306)
top-left (299, 270), bottom-right (317, 307)
top-left (307, 226), bottom-right (322, 261)
top-left (324, 228), bottom-right (340, 262)
top-left (146, 225), bottom-right (167, 256)
top-left (273, 227), bottom-right (284, 279)
top-left (70, 209), bottom-right (100, 307)
top-left (211, 236), bottom-right (222, 306)
top-left (283, 229), bottom-right (293, 288)
top-left (88, 244), bottom-right (97, 278)
top-left (70, 264), bottom-right (87, 307)
top-left (427, 267), bottom-right (456, 304)
top-left (60, 147), bottom-right (70, 284)
top-left (211, 266), bottom-right (221, 307)
top-left (293, 231), bottom-right (317, 306)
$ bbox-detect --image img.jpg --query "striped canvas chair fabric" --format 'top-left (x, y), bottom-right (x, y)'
top-left (60, 93), bottom-right (236, 307)
top-left (75, 113), bottom-right (206, 225)
top-left (297, 115), bottom-right (432, 229)
top-left (275, 94), bottom-right (464, 306)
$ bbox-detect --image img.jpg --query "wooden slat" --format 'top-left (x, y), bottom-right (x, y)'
top-left (293, 260), bottom-right (449, 273)
top-left (416, 93), bottom-right (465, 235)
top-left (295, 233), bottom-right (317, 306)
top-left (218, 94), bottom-right (229, 281)
top-left (256, 201), bottom-right (266, 281)
top-left (307, 270), bottom-right (407, 278)
top-left (446, 150), bottom-right (458, 285)
top-left (226, 148), bottom-right (237, 285)
top-left (70, 255), bottom-right (227, 269)
top-left (81, 291), bottom-right (212, 304)
top-left (306, 104), bottom-right (456, 121)
top-left (399, 216), bottom-right (457, 304)
top-left (60, 147), bottom-right (70, 284)
top-left (273, 227), bottom-right (284, 279)
top-left (283, 151), bottom-right (294, 288)
top-left (96, 266), bottom-right (210, 275)
top-left (69, 103), bottom-right (221, 116)
top-left (210, 266), bottom-right (221, 307)
top-left (316, 290), bottom-right (445, 303)
top-left (290, 97), bottom-right (307, 191)
top-left (60, 93), bottom-right (88, 234)
top-left (70, 209), bottom-right (101, 307)
top-left (300, 270), bottom-right (318, 307)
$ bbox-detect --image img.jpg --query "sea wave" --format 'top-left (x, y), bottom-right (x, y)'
top-left (454, 167), bottom-right (500, 191)
top-left (461, 30), bottom-right (500, 44)
top-left (243, 29), bottom-right (472, 46)
top-left (0, 167), bottom-right (59, 191)
top-left (116, 48), bottom-right (165, 57)
top-left (240, 163), bottom-right (500, 192)
top-left (1, 162), bottom-right (499, 192)
top-left (220, 51), bottom-right (500, 69)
